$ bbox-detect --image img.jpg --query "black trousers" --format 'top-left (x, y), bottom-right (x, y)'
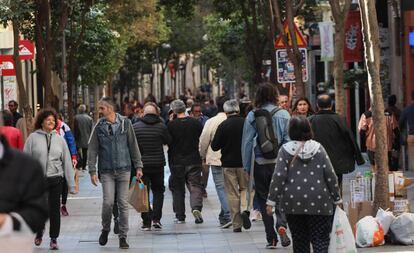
top-left (286, 214), bottom-right (333, 253)
top-left (61, 179), bottom-right (68, 205)
top-left (254, 162), bottom-right (287, 243)
top-left (37, 176), bottom-right (63, 239)
top-left (170, 164), bottom-right (203, 220)
top-left (141, 170), bottom-right (165, 225)
top-left (77, 148), bottom-right (88, 170)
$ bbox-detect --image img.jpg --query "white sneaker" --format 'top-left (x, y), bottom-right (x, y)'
top-left (250, 209), bottom-right (262, 221)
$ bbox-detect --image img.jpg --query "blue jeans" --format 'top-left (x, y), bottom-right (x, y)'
top-left (211, 166), bottom-right (231, 222)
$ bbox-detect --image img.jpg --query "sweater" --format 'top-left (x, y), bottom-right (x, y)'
top-left (133, 114), bottom-right (171, 172)
top-left (199, 112), bottom-right (227, 166)
top-left (211, 114), bottom-right (244, 168)
top-left (0, 126), bottom-right (23, 150)
top-left (267, 140), bottom-right (342, 216)
top-left (168, 117), bottom-right (203, 166)
top-left (23, 129), bottom-right (75, 192)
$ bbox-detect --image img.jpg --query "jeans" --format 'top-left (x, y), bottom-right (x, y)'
top-left (100, 170), bottom-right (131, 238)
top-left (254, 162), bottom-right (287, 243)
top-left (223, 167), bottom-right (248, 229)
top-left (141, 170), bottom-right (165, 225)
top-left (211, 166), bottom-right (231, 223)
top-left (170, 164), bottom-right (203, 220)
top-left (36, 176), bottom-right (63, 239)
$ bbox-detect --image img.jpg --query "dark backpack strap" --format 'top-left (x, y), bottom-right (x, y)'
top-left (270, 107), bottom-right (282, 116)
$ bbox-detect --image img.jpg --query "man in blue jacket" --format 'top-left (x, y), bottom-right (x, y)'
top-left (241, 83), bottom-right (291, 249)
top-left (88, 97), bottom-right (143, 249)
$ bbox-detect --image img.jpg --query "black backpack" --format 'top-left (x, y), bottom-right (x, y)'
top-left (254, 107), bottom-right (281, 159)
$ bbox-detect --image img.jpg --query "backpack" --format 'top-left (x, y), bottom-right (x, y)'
top-left (254, 107), bottom-right (281, 159)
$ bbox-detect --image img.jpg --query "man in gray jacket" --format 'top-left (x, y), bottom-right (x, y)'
top-left (88, 97), bottom-right (143, 249)
top-left (74, 104), bottom-right (93, 171)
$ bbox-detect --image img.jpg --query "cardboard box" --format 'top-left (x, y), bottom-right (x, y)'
top-left (347, 201), bottom-right (375, 232)
top-left (393, 199), bottom-right (411, 215)
top-left (394, 172), bottom-right (413, 198)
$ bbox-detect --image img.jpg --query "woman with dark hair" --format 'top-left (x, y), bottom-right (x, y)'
top-left (292, 97), bottom-right (314, 117)
top-left (266, 116), bottom-right (342, 253)
top-left (24, 108), bottom-right (75, 250)
top-left (0, 110), bottom-right (24, 150)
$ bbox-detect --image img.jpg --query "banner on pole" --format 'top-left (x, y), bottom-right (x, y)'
top-left (319, 22), bottom-right (334, 61)
top-left (344, 11), bottom-right (363, 63)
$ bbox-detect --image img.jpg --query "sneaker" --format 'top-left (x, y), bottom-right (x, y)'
top-left (192, 210), bottom-right (204, 224)
top-left (60, 205), bottom-right (69, 216)
top-left (141, 224), bottom-right (151, 231)
top-left (49, 238), bottom-right (59, 250)
top-left (250, 209), bottom-right (262, 221)
top-left (113, 219), bottom-right (119, 234)
top-left (233, 227), bottom-right (242, 233)
top-left (34, 235), bottom-right (42, 246)
top-left (241, 211), bottom-right (251, 229)
top-left (152, 221), bottom-right (162, 230)
top-left (174, 218), bottom-right (185, 224)
top-left (99, 230), bottom-right (109, 246)
top-left (278, 227), bottom-right (291, 247)
top-left (221, 220), bottom-right (232, 229)
top-left (119, 238), bottom-right (129, 249)
top-left (265, 239), bottom-right (278, 249)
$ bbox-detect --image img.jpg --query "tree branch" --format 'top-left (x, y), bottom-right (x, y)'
top-left (293, 0), bottom-right (305, 15)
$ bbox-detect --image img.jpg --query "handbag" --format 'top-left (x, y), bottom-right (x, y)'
top-left (128, 178), bottom-right (149, 213)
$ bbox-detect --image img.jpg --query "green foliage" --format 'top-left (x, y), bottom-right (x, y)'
top-left (0, 0), bottom-right (34, 38)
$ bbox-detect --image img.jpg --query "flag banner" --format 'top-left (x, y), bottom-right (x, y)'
top-left (319, 22), bottom-right (334, 61)
top-left (344, 11), bottom-right (363, 63)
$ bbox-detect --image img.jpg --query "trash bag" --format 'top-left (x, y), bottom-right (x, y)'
top-left (389, 213), bottom-right (414, 245)
top-left (328, 206), bottom-right (357, 253)
top-left (375, 208), bottom-right (395, 235)
top-left (355, 216), bottom-right (385, 247)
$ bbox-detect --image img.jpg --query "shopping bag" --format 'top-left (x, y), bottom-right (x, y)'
top-left (0, 213), bottom-right (33, 253)
top-left (328, 206), bottom-right (357, 253)
top-left (128, 178), bottom-right (149, 212)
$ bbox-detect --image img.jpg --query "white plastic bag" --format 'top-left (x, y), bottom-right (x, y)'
top-left (375, 208), bottom-right (395, 235)
top-left (355, 216), bottom-right (385, 247)
top-left (328, 206), bottom-right (357, 253)
top-left (390, 213), bottom-right (414, 245)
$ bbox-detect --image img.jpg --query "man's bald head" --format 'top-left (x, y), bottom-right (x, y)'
top-left (143, 102), bottom-right (159, 116)
top-left (317, 94), bottom-right (332, 110)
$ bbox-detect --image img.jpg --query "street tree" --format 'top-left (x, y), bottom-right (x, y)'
top-left (0, 1), bottom-right (35, 132)
top-left (358, 0), bottom-right (389, 210)
top-left (328, 0), bottom-right (352, 117)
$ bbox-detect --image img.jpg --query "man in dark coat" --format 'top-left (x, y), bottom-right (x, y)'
top-left (0, 134), bottom-right (48, 234)
top-left (309, 94), bottom-right (365, 187)
top-left (133, 102), bottom-right (171, 230)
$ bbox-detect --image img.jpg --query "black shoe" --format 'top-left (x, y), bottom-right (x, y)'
top-left (241, 211), bottom-right (251, 229)
top-left (152, 221), bottom-right (162, 230)
top-left (113, 220), bottom-right (119, 234)
top-left (119, 238), bottom-right (129, 249)
top-left (99, 231), bottom-right (109, 246)
top-left (233, 227), bottom-right (242, 233)
top-left (265, 239), bottom-right (278, 249)
top-left (192, 210), bottom-right (204, 224)
top-left (278, 227), bottom-right (291, 247)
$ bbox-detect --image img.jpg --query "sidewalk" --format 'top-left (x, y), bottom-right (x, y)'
top-left (33, 168), bottom-right (414, 253)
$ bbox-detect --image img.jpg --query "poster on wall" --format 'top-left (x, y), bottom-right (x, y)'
top-left (2, 77), bottom-right (18, 108)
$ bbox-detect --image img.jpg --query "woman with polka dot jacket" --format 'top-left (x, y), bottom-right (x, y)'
top-left (266, 116), bottom-right (342, 253)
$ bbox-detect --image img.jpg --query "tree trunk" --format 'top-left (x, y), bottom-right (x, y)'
top-left (12, 20), bottom-right (34, 133)
top-left (359, 0), bottom-right (389, 210)
top-left (328, 0), bottom-right (352, 117)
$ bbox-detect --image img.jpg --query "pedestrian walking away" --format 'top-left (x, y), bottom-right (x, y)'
top-left (0, 110), bottom-right (24, 150)
top-left (241, 82), bottom-right (291, 249)
top-left (267, 116), bottom-right (342, 253)
top-left (211, 99), bottom-right (250, 233)
top-left (133, 102), bottom-right (171, 231)
top-left (168, 99), bottom-right (204, 224)
top-left (309, 94), bottom-right (365, 188)
top-left (399, 91), bottom-right (414, 171)
top-left (74, 104), bottom-right (93, 172)
top-left (24, 108), bottom-right (76, 250)
top-left (199, 96), bottom-right (232, 228)
top-left (88, 97), bottom-right (143, 249)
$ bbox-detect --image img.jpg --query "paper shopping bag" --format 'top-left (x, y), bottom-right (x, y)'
top-left (128, 179), bottom-right (149, 213)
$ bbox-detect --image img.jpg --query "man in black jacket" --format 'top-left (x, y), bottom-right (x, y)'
top-left (211, 100), bottom-right (250, 233)
top-left (309, 94), bottom-right (365, 187)
top-left (133, 102), bottom-right (171, 230)
top-left (0, 134), bottom-right (48, 235)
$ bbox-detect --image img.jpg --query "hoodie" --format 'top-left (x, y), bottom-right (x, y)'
top-left (267, 140), bottom-right (342, 216)
top-left (23, 129), bottom-right (75, 192)
top-left (133, 114), bottom-right (171, 172)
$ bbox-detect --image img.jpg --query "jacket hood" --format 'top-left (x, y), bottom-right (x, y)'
top-left (34, 129), bottom-right (57, 135)
top-left (282, 140), bottom-right (321, 161)
top-left (141, 114), bottom-right (162, 125)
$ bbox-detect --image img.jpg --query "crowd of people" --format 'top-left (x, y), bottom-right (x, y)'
top-left (0, 85), bottom-right (413, 252)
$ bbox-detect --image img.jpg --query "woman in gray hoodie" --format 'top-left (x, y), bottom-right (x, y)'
top-left (266, 116), bottom-right (342, 253)
top-left (24, 108), bottom-right (75, 250)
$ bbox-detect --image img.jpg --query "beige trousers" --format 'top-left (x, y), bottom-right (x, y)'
top-left (223, 167), bottom-right (248, 229)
